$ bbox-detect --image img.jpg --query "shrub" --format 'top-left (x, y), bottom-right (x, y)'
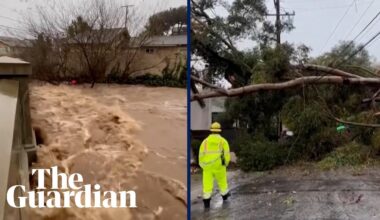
top-left (318, 142), bottom-right (373, 170)
top-left (106, 72), bottom-right (186, 88)
top-left (236, 134), bottom-right (288, 171)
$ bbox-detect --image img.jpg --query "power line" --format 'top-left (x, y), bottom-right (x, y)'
top-left (289, 4), bottom-right (360, 11)
top-left (337, 30), bottom-right (380, 66)
top-left (320, 0), bottom-right (356, 54)
top-left (356, 13), bottom-right (380, 43)
top-left (349, 11), bottom-right (380, 43)
top-left (343, 0), bottom-right (376, 40)
top-left (311, 21), bottom-right (380, 84)
top-left (330, 10), bottom-right (380, 66)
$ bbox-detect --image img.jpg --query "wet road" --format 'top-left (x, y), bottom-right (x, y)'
top-left (191, 167), bottom-right (380, 220)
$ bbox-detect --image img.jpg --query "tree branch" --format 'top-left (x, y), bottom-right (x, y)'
top-left (191, 76), bottom-right (380, 101)
top-left (190, 79), bottom-right (205, 108)
top-left (332, 117), bottom-right (380, 128)
top-left (298, 64), bottom-right (363, 78)
top-left (361, 97), bottom-right (380, 104)
top-left (190, 75), bottom-right (228, 95)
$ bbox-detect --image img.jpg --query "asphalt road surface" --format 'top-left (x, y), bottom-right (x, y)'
top-left (191, 167), bottom-right (380, 220)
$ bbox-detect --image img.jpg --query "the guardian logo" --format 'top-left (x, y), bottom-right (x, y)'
top-left (7, 166), bottom-right (137, 208)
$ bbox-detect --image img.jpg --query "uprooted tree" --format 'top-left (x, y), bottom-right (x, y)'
top-left (191, 0), bottom-right (380, 171)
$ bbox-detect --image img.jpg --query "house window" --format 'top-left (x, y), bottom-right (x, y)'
top-left (211, 112), bottom-right (221, 123)
top-left (0, 48), bottom-right (6, 54)
top-left (145, 48), bottom-right (154, 54)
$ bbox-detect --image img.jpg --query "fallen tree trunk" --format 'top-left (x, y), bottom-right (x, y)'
top-left (191, 76), bottom-right (380, 101)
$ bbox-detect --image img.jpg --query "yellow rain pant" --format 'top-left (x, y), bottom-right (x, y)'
top-left (202, 163), bottom-right (228, 199)
top-left (199, 134), bottom-right (230, 199)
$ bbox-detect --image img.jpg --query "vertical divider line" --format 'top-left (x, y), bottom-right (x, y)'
top-left (186, 0), bottom-right (192, 219)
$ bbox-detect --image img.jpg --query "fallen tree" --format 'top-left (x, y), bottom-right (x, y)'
top-left (190, 63), bottom-right (380, 100)
top-left (191, 76), bottom-right (380, 101)
top-left (191, 64), bottom-right (380, 129)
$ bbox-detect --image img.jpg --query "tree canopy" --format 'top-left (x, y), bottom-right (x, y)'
top-left (145, 6), bottom-right (187, 35)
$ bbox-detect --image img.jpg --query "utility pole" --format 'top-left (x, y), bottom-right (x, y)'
top-left (267, 0), bottom-right (295, 139)
top-left (121, 5), bottom-right (134, 29)
top-left (266, 0), bottom-right (295, 45)
top-left (274, 0), bottom-right (281, 45)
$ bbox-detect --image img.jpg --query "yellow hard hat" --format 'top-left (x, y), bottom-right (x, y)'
top-left (210, 122), bottom-right (222, 132)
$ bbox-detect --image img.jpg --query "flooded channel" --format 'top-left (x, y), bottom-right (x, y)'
top-left (28, 82), bottom-right (186, 219)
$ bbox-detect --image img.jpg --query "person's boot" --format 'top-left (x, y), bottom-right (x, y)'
top-left (222, 192), bottom-right (231, 201)
top-left (203, 198), bottom-right (211, 209)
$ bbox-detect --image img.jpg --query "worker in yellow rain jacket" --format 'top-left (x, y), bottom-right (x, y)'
top-left (199, 122), bottom-right (231, 209)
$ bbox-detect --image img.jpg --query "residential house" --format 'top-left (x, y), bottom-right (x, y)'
top-left (191, 90), bottom-right (226, 131)
top-left (191, 87), bottom-right (239, 164)
top-left (65, 29), bottom-right (186, 77)
top-left (0, 37), bottom-right (31, 57)
top-left (126, 35), bottom-right (187, 77)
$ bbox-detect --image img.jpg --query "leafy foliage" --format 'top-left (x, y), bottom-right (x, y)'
top-left (318, 142), bottom-right (374, 170)
top-left (235, 133), bottom-right (288, 171)
top-left (67, 16), bottom-right (92, 37)
top-left (145, 6), bottom-right (187, 35)
top-left (106, 67), bottom-right (186, 88)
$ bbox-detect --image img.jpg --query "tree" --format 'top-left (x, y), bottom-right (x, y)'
top-left (67, 16), bottom-right (91, 37)
top-left (27, 34), bottom-right (56, 81)
top-left (191, 0), bottom-right (295, 85)
top-left (314, 41), bottom-right (372, 68)
top-left (145, 6), bottom-right (187, 35)
top-left (23, 0), bottom-right (150, 87)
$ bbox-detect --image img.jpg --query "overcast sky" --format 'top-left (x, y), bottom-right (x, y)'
top-left (1, 0), bottom-right (379, 61)
top-left (0, 0), bottom-right (186, 37)
top-left (263, 0), bottom-right (380, 61)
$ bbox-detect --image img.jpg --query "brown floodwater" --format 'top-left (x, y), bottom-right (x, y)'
top-left (28, 82), bottom-right (187, 220)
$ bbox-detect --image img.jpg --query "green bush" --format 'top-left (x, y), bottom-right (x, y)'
top-left (236, 135), bottom-right (288, 171)
top-left (318, 142), bottom-right (373, 170)
top-left (106, 72), bottom-right (186, 88)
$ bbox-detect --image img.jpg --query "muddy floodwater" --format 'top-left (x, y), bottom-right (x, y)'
top-left (28, 82), bottom-right (186, 219)
top-left (191, 167), bottom-right (380, 220)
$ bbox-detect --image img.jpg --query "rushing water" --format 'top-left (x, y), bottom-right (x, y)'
top-left (28, 82), bottom-right (186, 220)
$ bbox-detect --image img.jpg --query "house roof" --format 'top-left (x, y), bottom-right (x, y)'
top-left (0, 56), bottom-right (29, 64)
top-left (142, 35), bottom-right (187, 47)
top-left (0, 37), bottom-right (31, 48)
top-left (0, 56), bottom-right (31, 76)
